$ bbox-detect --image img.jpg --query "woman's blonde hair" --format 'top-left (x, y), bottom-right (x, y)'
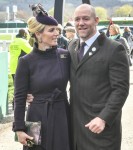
top-left (110, 24), bottom-right (120, 34)
top-left (27, 17), bottom-right (45, 37)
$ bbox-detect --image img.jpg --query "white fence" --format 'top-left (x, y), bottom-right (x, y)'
top-left (0, 40), bottom-right (11, 52)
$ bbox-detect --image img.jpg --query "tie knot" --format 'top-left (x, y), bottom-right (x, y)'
top-left (80, 42), bottom-right (86, 48)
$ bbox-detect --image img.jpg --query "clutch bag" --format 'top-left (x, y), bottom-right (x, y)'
top-left (15, 121), bottom-right (41, 147)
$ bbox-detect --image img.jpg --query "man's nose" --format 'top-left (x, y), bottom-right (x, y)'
top-left (78, 19), bottom-right (84, 25)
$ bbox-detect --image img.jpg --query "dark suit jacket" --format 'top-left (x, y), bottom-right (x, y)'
top-left (68, 33), bottom-right (129, 150)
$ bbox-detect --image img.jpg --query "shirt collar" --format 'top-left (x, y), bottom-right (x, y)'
top-left (80, 31), bottom-right (100, 47)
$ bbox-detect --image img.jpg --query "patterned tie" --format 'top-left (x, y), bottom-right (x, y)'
top-left (78, 42), bottom-right (86, 61)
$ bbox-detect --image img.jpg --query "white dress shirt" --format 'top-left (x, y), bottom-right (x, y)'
top-left (80, 31), bottom-right (100, 56)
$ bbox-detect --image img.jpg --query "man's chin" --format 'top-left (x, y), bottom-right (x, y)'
top-left (79, 35), bottom-right (87, 39)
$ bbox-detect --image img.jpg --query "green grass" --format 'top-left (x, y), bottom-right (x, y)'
top-left (0, 34), bottom-right (15, 41)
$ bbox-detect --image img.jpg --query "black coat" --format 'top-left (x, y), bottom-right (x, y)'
top-left (68, 33), bottom-right (129, 150)
top-left (13, 43), bottom-right (71, 150)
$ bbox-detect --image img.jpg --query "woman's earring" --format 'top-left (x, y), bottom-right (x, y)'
top-left (38, 37), bottom-right (42, 43)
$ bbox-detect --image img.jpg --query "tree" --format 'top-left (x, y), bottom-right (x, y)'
top-left (114, 4), bottom-right (133, 17)
top-left (95, 7), bottom-right (108, 20)
top-left (48, 7), bottom-right (54, 16)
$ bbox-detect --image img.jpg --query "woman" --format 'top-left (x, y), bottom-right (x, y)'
top-left (13, 4), bottom-right (71, 150)
top-left (123, 26), bottom-right (133, 42)
top-left (109, 24), bottom-right (132, 66)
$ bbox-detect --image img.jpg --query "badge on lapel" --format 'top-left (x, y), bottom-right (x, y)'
top-left (92, 47), bottom-right (96, 52)
top-left (88, 47), bottom-right (97, 56)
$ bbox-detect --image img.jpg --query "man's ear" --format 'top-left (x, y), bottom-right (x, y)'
top-left (95, 17), bottom-right (99, 26)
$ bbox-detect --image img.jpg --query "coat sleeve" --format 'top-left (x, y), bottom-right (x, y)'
top-left (13, 57), bottom-right (30, 131)
top-left (20, 39), bottom-right (32, 54)
top-left (120, 37), bottom-right (130, 55)
top-left (98, 44), bottom-right (129, 126)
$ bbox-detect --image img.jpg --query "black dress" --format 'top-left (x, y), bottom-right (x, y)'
top-left (13, 43), bottom-right (71, 150)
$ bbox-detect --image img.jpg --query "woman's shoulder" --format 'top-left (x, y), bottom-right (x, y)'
top-left (19, 50), bottom-right (37, 64)
top-left (57, 48), bottom-right (69, 54)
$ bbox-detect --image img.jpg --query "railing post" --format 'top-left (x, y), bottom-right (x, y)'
top-left (0, 46), bottom-right (8, 120)
top-left (54, 0), bottom-right (65, 25)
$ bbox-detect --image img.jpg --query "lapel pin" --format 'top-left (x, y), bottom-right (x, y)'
top-left (92, 47), bottom-right (96, 52)
top-left (89, 52), bottom-right (93, 56)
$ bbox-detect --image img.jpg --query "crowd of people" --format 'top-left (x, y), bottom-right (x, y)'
top-left (9, 3), bottom-right (131, 150)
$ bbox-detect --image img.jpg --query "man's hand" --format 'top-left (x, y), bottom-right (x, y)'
top-left (85, 117), bottom-right (106, 134)
top-left (27, 94), bottom-right (34, 103)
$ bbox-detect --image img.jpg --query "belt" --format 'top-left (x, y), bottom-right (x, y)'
top-left (32, 88), bottom-right (67, 150)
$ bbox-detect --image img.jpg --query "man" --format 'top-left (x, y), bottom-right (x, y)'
top-left (64, 26), bottom-right (77, 42)
top-left (68, 4), bottom-right (129, 150)
top-left (9, 29), bottom-right (32, 109)
top-left (9, 29), bottom-right (32, 81)
top-left (57, 24), bottom-right (68, 49)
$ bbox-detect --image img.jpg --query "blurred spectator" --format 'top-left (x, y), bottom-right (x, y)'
top-left (9, 29), bottom-right (32, 109)
top-left (123, 26), bottom-right (133, 41)
top-left (105, 19), bottom-right (114, 37)
top-left (109, 24), bottom-right (132, 66)
top-left (57, 24), bottom-right (68, 49)
top-left (64, 26), bottom-right (77, 42)
top-left (16, 29), bottom-right (27, 39)
top-left (123, 27), bottom-right (133, 51)
top-left (63, 21), bottom-right (75, 37)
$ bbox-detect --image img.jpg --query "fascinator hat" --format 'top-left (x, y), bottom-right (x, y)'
top-left (29, 3), bottom-right (58, 26)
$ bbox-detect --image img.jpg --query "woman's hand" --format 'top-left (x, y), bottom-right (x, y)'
top-left (16, 131), bottom-right (33, 146)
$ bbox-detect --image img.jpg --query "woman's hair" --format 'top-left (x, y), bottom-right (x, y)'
top-left (124, 27), bottom-right (131, 32)
top-left (110, 24), bottom-right (120, 34)
top-left (57, 24), bottom-right (63, 35)
top-left (27, 16), bottom-right (45, 38)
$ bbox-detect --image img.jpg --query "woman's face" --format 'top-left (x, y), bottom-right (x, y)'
top-left (109, 26), bottom-right (117, 36)
top-left (38, 25), bottom-right (59, 47)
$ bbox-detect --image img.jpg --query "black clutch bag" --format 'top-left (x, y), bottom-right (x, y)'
top-left (15, 121), bottom-right (41, 147)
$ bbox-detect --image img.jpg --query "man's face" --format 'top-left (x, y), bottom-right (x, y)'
top-left (65, 31), bottom-right (74, 40)
top-left (74, 6), bottom-right (99, 41)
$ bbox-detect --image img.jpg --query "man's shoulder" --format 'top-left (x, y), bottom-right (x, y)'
top-left (68, 39), bottom-right (79, 50)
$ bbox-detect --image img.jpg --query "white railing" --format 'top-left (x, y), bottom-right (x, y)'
top-left (0, 40), bottom-right (12, 52)
top-left (0, 28), bottom-right (27, 34)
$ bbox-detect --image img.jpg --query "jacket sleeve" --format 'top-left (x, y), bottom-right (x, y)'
top-left (13, 57), bottom-right (30, 131)
top-left (21, 39), bottom-right (32, 54)
top-left (120, 37), bottom-right (130, 55)
top-left (98, 44), bottom-right (129, 126)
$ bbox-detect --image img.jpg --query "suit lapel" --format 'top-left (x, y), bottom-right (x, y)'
top-left (77, 33), bottom-right (106, 70)
top-left (70, 39), bottom-right (80, 69)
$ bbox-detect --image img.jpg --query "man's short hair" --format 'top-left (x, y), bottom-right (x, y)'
top-left (64, 26), bottom-right (76, 33)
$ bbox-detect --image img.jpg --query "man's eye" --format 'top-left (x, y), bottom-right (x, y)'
top-left (83, 17), bottom-right (90, 21)
top-left (75, 18), bottom-right (80, 22)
